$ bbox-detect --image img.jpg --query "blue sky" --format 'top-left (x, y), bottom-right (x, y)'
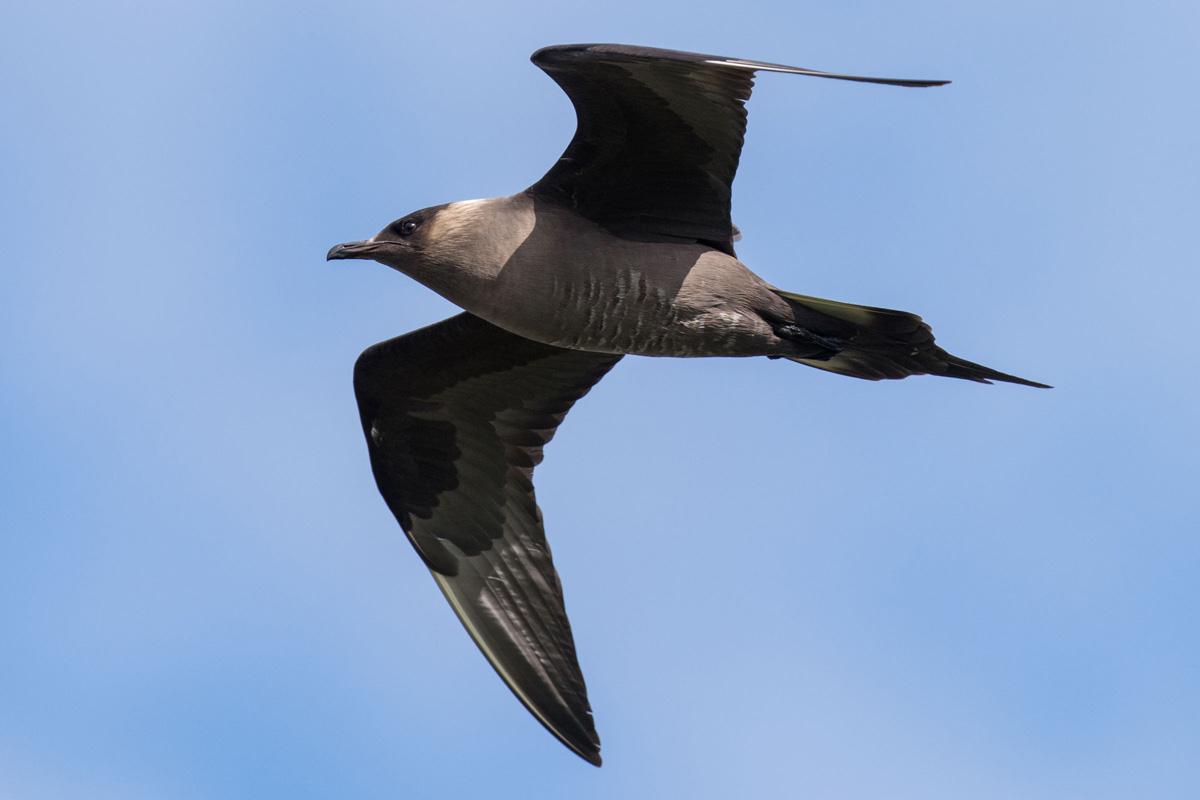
top-left (2, 1), bottom-right (1198, 797)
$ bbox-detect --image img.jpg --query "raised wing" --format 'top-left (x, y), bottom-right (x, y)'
top-left (527, 43), bottom-right (948, 254)
top-left (353, 312), bottom-right (622, 765)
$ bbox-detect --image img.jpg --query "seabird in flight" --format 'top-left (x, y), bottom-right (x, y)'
top-left (327, 43), bottom-right (1048, 766)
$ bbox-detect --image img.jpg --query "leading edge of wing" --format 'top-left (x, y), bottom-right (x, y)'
top-left (532, 43), bottom-right (950, 87)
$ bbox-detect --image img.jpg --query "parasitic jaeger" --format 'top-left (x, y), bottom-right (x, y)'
top-left (327, 43), bottom-right (1048, 766)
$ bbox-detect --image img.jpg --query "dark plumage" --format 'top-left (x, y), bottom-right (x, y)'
top-left (328, 43), bottom-right (1048, 766)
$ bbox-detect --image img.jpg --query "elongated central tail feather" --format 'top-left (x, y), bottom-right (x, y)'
top-left (770, 289), bottom-right (1050, 388)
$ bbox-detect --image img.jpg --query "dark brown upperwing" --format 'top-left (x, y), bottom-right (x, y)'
top-left (353, 312), bottom-right (622, 765)
top-left (527, 44), bottom-right (948, 255)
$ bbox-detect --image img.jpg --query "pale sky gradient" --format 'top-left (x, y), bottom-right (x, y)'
top-left (2, 2), bottom-right (1198, 798)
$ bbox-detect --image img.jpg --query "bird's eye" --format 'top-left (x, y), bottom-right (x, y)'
top-left (398, 219), bottom-right (419, 236)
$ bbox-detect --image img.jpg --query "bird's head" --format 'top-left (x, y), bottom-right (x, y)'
top-left (326, 197), bottom-right (536, 308)
top-left (326, 203), bottom-right (448, 272)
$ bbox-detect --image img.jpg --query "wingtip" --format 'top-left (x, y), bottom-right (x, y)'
top-left (429, 560), bottom-right (604, 769)
top-left (578, 746), bottom-right (603, 767)
top-left (549, 714), bottom-right (603, 766)
top-left (823, 74), bottom-right (951, 88)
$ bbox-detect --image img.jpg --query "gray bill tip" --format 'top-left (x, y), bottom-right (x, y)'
top-left (327, 240), bottom-right (374, 260)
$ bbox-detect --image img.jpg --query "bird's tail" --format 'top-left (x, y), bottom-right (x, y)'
top-left (770, 289), bottom-right (1050, 388)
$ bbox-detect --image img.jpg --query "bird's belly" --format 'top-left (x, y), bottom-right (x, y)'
top-left (487, 250), bottom-right (777, 358)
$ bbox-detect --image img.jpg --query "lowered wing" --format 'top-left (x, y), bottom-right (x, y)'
top-left (353, 312), bottom-right (622, 765)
